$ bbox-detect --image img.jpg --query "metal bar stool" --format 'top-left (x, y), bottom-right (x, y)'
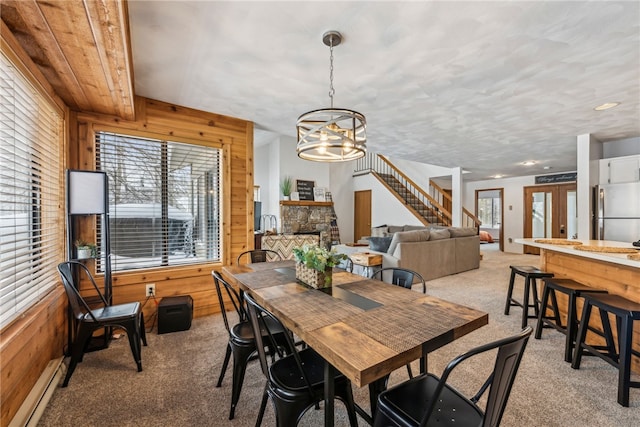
top-left (571, 293), bottom-right (640, 407)
top-left (534, 278), bottom-right (608, 362)
top-left (504, 265), bottom-right (554, 328)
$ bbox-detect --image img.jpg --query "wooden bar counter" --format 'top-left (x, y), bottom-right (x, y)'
top-left (516, 238), bottom-right (640, 373)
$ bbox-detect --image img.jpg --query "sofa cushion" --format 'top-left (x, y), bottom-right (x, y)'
top-left (448, 227), bottom-right (477, 237)
top-left (429, 228), bottom-right (450, 240)
top-left (387, 229), bottom-right (430, 254)
top-left (368, 236), bottom-right (393, 252)
top-left (387, 225), bottom-right (405, 234)
top-left (403, 225), bottom-right (427, 231)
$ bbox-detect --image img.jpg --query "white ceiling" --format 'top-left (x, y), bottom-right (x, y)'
top-left (127, 1), bottom-right (640, 182)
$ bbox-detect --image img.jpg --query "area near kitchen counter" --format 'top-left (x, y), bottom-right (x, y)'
top-left (516, 238), bottom-right (640, 373)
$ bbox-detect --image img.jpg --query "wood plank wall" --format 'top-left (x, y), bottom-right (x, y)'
top-left (0, 22), bottom-right (69, 427)
top-left (72, 96), bottom-right (255, 322)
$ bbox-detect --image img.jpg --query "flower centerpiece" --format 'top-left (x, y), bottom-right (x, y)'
top-left (292, 244), bottom-right (347, 289)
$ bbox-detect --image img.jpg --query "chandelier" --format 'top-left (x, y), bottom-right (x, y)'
top-left (296, 31), bottom-right (366, 162)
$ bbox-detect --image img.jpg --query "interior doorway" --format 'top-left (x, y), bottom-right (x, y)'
top-left (523, 183), bottom-right (577, 254)
top-left (475, 188), bottom-right (504, 252)
top-left (354, 190), bottom-right (372, 242)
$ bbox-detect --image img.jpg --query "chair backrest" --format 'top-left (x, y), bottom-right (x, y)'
top-left (236, 249), bottom-right (282, 265)
top-left (421, 326), bottom-right (533, 427)
top-left (57, 261), bottom-right (106, 322)
top-left (212, 271), bottom-right (247, 336)
top-left (243, 292), bottom-right (315, 394)
top-left (372, 267), bottom-right (426, 293)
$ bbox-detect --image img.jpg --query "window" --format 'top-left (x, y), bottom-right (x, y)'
top-left (477, 195), bottom-right (501, 228)
top-left (0, 51), bottom-right (63, 329)
top-left (96, 131), bottom-right (221, 271)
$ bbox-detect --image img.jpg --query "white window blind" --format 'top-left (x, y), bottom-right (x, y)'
top-left (0, 52), bottom-right (63, 329)
top-left (96, 131), bottom-right (221, 271)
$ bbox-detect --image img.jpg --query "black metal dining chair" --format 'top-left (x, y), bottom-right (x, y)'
top-left (372, 267), bottom-right (426, 294)
top-left (212, 270), bottom-right (289, 419)
top-left (243, 292), bottom-right (359, 427)
top-left (57, 261), bottom-right (147, 387)
top-left (374, 326), bottom-right (532, 427)
top-left (236, 249), bottom-right (282, 265)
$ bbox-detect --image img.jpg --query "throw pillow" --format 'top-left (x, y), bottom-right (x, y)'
top-left (429, 228), bottom-right (450, 240)
top-left (368, 236), bottom-right (393, 252)
top-left (387, 229), bottom-right (430, 254)
top-left (371, 225), bottom-right (389, 237)
top-left (448, 227), bottom-right (477, 237)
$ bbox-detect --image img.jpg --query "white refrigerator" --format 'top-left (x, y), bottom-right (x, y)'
top-left (595, 182), bottom-right (640, 243)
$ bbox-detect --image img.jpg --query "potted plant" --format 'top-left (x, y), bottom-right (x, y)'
top-left (280, 176), bottom-right (293, 200)
top-left (75, 239), bottom-right (96, 259)
top-left (292, 244), bottom-right (347, 288)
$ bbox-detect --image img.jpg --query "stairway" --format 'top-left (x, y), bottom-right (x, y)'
top-left (377, 173), bottom-right (448, 226)
top-left (355, 153), bottom-right (481, 229)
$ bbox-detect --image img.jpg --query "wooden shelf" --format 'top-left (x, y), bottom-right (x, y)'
top-left (280, 200), bottom-right (333, 207)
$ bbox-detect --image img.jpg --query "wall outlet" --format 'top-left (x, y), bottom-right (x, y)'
top-left (145, 283), bottom-right (156, 297)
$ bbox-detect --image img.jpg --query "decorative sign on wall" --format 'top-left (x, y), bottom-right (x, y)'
top-left (296, 180), bottom-right (315, 200)
top-left (535, 172), bottom-right (577, 184)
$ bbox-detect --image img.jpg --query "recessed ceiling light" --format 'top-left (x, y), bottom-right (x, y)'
top-left (543, 166), bottom-right (552, 170)
top-left (493, 174), bottom-right (504, 179)
top-left (521, 161), bottom-right (536, 166)
top-left (594, 102), bottom-right (620, 111)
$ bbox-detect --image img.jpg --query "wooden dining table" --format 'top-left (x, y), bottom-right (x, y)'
top-left (221, 260), bottom-right (488, 426)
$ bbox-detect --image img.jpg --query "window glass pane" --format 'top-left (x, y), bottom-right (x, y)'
top-left (96, 132), bottom-right (221, 271)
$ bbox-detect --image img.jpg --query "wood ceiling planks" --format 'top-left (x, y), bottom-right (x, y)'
top-left (2, 0), bottom-right (135, 120)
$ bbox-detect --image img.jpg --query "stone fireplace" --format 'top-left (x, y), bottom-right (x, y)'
top-left (280, 201), bottom-right (335, 248)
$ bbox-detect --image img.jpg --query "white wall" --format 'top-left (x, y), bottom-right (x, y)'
top-left (255, 135), bottom-right (332, 233)
top-left (603, 137), bottom-right (640, 158)
top-left (464, 175), bottom-right (535, 253)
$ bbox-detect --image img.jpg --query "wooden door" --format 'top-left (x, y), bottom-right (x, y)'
top-left (523, 183), bottom-right (577, 254)
top-left (354, 190), bottom-right (372, 242)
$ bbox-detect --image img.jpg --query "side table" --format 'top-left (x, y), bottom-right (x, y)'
top-left (350, 252), bottom-right (383, 278)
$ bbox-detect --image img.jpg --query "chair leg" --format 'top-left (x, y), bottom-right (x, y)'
top-left (571, 301), bottom-right (593, 369)
top-left (140, 312), bottom-right (148, 346)
top-left (504, 269), bottom-right (517, 315)
top-left (229, 343), bottom-right (255, 419)
top-left (255, 384), bottom-right (270, 427)
top-left (62, 326), bottom-right (93, 387)
top-left (336, 381), bottom-right (359, 427)
top-left (617, 314), bottom-right (633, 407)
top-left (522, 277), bottom-right (531, 328)
top-left (535, 284), bottom-right (552, 339)
top-left (217, 344), bottom-right (232, 387)
top-left (125, 320), bottom-right (143, 372)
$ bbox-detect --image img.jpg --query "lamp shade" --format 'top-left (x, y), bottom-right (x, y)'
top-left (67, 170), bottom-right (107, 214)
top-left (296, 108), bottom-right (366, 162)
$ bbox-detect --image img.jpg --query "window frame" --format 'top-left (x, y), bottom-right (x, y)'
top-left (92, 127), bottom-right (226, 273)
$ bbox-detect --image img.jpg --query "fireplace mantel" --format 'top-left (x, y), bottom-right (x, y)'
top-left (280, 200), bottom-right (333, 207)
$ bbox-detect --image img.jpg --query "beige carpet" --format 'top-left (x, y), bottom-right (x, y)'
top-left (38, 249), bottom-right (640, 426)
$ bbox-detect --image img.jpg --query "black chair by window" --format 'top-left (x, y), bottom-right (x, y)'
top-left (212, 271), bottom-right (290, 419)
top-left (57, 261), bottom-right (147, 387)
top-left (243, 292), bottom-right (359, 427)
top-left (374, 326), bottom-right (532, 427)
top-left (236, 249), bottom-right (282, 265)
top-left (371, 267), bottom-right (426, 294)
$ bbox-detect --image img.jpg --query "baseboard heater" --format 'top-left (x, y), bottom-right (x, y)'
top-left (9, 357), bottom-right (65, 427)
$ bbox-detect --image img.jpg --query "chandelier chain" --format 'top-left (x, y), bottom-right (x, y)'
top-left (328, 35), bottom-right (335, 108)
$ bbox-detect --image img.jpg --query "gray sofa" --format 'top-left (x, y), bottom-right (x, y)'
top-left (333, 225), bottom-right (480, 281)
